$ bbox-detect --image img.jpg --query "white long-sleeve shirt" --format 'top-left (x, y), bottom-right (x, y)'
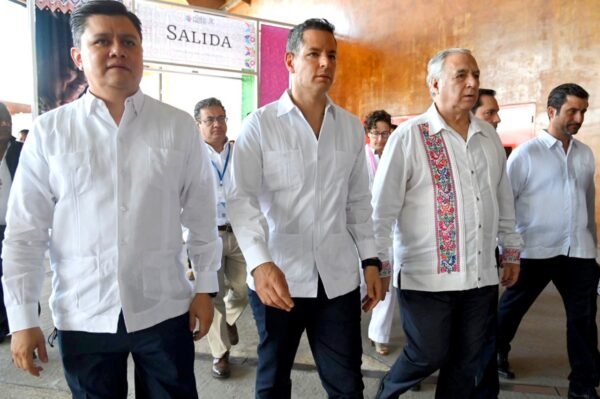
top-left (206, 141), bottom-right (233, 226)
top-left (372, 104), bottom-right (521, 291)
top-left (507, 130), bottom-right (596, 259)
top-left (227, 91), bottom-right (377, 299)
top-left (2, 90), bottom-right (221, 333)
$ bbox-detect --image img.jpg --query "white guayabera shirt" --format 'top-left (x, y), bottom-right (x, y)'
top-left (2, 90), bottom-right (221, 333)
top-left (227, 90), bottom-right (377, 299)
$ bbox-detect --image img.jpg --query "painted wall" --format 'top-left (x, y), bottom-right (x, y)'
top-left (229, 0), bottom-right (600, 234)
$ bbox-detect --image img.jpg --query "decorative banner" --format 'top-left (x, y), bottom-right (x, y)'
top-left (136, 1), bottom-right (257, 72)
top-left (258, 24), bottom-right (289, 107)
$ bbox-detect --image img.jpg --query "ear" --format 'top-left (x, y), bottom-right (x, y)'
top-left (285, 52), bottom-right (295, 74)
top-left (430, 78), bottom-right (440, 97)
top-left (71, 47), bottom-right (83, 71)
top-left (547, 106), bottom-right (557, 120)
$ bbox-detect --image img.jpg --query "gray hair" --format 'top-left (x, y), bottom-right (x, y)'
top-left (426, 48), bottom-right (472, 97)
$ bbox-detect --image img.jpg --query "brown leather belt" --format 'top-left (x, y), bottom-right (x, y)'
top-left (218, 224), bottom-right (234, 233)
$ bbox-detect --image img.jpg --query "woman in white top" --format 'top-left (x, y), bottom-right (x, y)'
top-left (363, 110), bottom-right (395, 355)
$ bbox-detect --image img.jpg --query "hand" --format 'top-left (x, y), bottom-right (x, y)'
top-left (189, 293), bottom-right (214, 341)
top-left (500, 263), bottom-right (520, 287)
top-left (381, 276), bottom-right (391, 294)
top-left (362, 266), bottom-right (382, 312)
top-left (11, 327), bottom-right (47, 376)
top-left (252, 262), bottom-right (294, 311)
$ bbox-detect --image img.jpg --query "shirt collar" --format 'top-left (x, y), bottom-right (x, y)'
top-left (276, 89), bottom-right (337, 120)
top-left (83, 88), bottom-right (145, 117)
top-left (539, 129), bottom-right (572, 150)
top-left (425, 103), bottom-right (489, 138)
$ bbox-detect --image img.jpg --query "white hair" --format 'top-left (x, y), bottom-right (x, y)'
top-left (426, 48), bottom-right (472, 97)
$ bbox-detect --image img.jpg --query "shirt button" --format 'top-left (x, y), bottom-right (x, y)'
top-left (471, 170), bottom-right (475, 174)
top-left (120, 205), bottom-right (128, 212)
top-left (476, 197), bottom-right (480, 201)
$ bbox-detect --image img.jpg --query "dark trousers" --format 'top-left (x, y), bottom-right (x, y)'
top-left (0, 225), bottom-right (8, 337)
top-left (376, 285), bottom-right (497, 399)
top-left (57, 312), bottom-right (198, 399)
top-left (497, 256), bottom-right (600, 390)
top-left (248, 279), bottom-right (364, 399)
top-left (470, 286), bottom-right (500, 399)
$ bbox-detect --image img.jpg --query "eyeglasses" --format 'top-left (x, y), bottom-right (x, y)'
top-left (369, 130), bottom-right (390, 138)
top-left (199, 116), bottom-right (228, 126)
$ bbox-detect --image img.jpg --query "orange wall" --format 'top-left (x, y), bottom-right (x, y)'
top-left (230, 0), bottom-right (600, 236)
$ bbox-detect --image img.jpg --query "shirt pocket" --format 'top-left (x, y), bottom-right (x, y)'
top-left (52, 256), bottom-right (100, 315)
top-left (48, 150), bottom-right (93, 198)
top-left (142, 249), bottom-right (190, 301)
top-left (262, 150), bottom-right (304, 192)
top-left (268, 232), bottom-right (309, 283)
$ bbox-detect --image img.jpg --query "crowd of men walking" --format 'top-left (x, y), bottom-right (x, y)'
top-left (0, 1), bottom-right (598, 399)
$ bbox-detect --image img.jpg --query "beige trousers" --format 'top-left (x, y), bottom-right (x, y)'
top-left (207, 230), bottom-right (249, 358)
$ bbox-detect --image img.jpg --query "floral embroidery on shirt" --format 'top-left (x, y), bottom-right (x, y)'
top-left (418, 123), bottom-right (460, 274)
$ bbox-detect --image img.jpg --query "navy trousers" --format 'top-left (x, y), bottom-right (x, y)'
top-left (376, 285), bottom-right (497, 399)
top-left (248, 279), bottom-right (364, 399)
top-left (497, 256), bottom-right (600, 391)
top-left (57, 312), bottom-right (198, 399)
top-left (0, 225), bottom-right (9, 338)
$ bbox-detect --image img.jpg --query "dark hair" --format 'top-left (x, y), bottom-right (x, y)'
top-left (193, 97), bottom-right (226, 121)
top-left (0, 102), bottom-right (10, 122)
top-left (547, 83), bottom-right (589, 113)
top-left (364, 110), bottom-right (392, 132)
top-left (70, 0), bottom-right (142, 48)
top-left (286, 18), bottom-right (335, 54)
top-left (472, 88), bottom-right (497, 113)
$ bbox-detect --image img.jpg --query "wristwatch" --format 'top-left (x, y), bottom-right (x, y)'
top-left (361, 257), bottom-right (382, 271)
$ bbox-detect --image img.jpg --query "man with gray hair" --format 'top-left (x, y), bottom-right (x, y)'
top-left (193, 97), bottom-right (248, 379)
top-left (372, 48), bottom-right (521, 398)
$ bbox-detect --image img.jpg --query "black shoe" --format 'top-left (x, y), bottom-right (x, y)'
top-left (568, 387), bottom-right (600, 399)
top-left (212, 352), bottom-right (231, 379)
top-left (497, 353), bottom-right (515, 379)
top-left (227, 323), bottom-right (239, 346)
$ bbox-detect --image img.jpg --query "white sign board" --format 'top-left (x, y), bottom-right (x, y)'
top-left (136, 1), bottom-right (257, 71)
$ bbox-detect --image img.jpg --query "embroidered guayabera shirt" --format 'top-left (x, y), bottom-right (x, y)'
top-left (2, 90), bottom-right (221, 333)
top-left (227, 90), bottom-right (377, 299)
top-left (372, 104), bottom-right (522, 292)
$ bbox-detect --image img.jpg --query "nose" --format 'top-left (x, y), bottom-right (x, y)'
top-left (574, 111), bottom-right (585, 124)
top-left (494, 114), bottom-right (501, 124)
top-left (466, 73), bottom-right (479, 88)
top-left (109, 40), bottom-right (126, 57)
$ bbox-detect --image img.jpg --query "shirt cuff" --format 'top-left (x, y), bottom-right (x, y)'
top-left (356, 239), bottom-right (378, 261)
top-left (242, 242), bottom-right (272, 274)
top-left (193, 271), bottom-right (219, 294)
top-left (7, 303), bottom-right (40, 333)
top-left (501, 248), bottom-right (521, 266)
top-left (379, 260), bottom-right (392, 278)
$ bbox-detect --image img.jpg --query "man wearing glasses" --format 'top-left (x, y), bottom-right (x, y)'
top-left (194, 97), bottom-right (248, 379)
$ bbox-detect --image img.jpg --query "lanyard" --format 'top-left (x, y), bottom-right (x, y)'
top-left (211, 142), bottom-right (231, 187)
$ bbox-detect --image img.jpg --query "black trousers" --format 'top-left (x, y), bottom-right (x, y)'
top-left (0, 224), bottom-right (8, 337)
top-left (376, 285), bottom-right (497, 399)
top-left (57, 312), bottom-right (198, 399)
top-left (497, 256), bottom-right (600, 390)
top-left (248, 279), bottom-right (364, 399)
